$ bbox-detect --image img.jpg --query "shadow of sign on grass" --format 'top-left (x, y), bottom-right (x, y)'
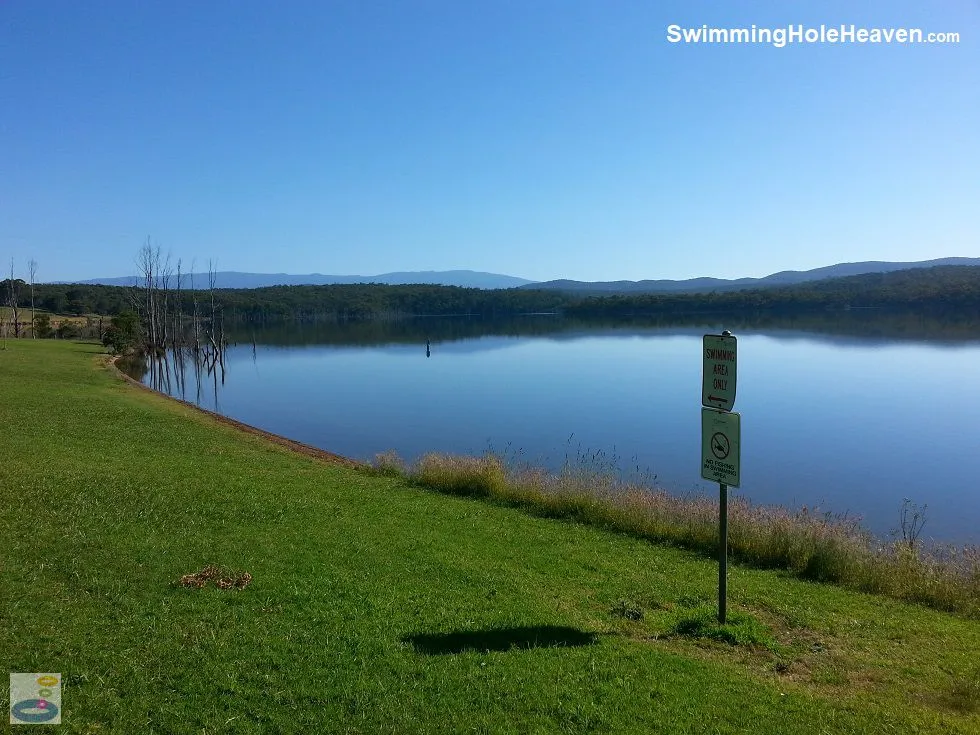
top-left (402, 625), bottom-right (597, 655)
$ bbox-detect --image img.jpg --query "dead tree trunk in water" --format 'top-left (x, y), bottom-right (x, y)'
top-left (175, 259), bottom-right (183, 349)
top-left (209, 261), bottom-right (217, 322)
top-left (200, 260), bottom-right (220, 372)
top-left (159, 254), bottom-right (172, 351)
top-left (190, 260), bottom-right (200, 352)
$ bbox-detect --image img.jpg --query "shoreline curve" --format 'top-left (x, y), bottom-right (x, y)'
top-left (105, 353), bottom-right (367, 470)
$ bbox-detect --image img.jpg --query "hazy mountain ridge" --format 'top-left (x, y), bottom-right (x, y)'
top-left (518, 257), bottom-right (980, 294)
top-left (69, 270), bottom-right (537, 290)
top-left (62, 257), bottom-right (980, 293)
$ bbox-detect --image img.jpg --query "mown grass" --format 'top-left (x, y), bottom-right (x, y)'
top-left (375, 452), bottom-right (980, 617)
top-left (669, 605), bottom-right (777, 649)
top-left (2, 339), bottom-right (980, 733)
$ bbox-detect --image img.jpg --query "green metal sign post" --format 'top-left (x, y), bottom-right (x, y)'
top-left (719, 482), bottom-right (728, 624)
top-left (701, 331), bottom-right (740, 624)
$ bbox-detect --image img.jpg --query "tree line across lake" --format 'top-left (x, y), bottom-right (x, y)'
top-left (3, 264), bottom-right (979, 350)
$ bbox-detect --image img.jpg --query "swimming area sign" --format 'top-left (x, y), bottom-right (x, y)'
top-left (702, 334), bottom-right (737, 410)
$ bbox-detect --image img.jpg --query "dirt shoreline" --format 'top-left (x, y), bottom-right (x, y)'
top-left (105, 353), bottom-right (367, 470)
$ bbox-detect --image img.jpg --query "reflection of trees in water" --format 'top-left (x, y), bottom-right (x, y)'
top-left (121, 346), bottom-right (226, 409)
top-left (118, 310), bottom-right (980, 400)
top-left (699, 309), bottom-right (980, 343)
top-left (222, 310), bottom-right (980, 348)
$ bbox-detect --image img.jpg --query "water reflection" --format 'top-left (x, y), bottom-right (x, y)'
top-left (122, 313), bottom-right (980, 544)
top-left (222, 310), bottom-right (980, 349)
top-left (127, 346), bottom-right (227, 412)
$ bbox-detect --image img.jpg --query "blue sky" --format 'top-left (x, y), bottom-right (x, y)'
top-left (2, 0), bottom-right (978, 283)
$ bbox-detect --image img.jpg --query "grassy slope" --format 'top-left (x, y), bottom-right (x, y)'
top-left (0, 306), bottom-right (90, 328)
top-left (1, 340), bottom-right (978, 733)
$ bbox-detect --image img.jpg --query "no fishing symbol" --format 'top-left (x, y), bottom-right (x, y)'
top-left (710, 432), bottom-right (730, 460)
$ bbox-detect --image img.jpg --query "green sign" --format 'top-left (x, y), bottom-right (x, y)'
top-left (702, 334), bottom-right (737, 410)
top-left (701, 407), bottom-right (740, 487)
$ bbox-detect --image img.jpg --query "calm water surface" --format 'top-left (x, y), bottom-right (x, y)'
top-left (137, 317), bottom-right (980, 544)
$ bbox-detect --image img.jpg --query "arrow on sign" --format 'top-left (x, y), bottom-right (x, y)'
top-left (707, 395), bottom-right (730, 405)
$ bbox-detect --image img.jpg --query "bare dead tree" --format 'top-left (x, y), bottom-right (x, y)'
top-left (126, 284), bottom-right (143, 336)
top-left (218, 307), bottom-right (226, 371)
top-left (137, 238), bottom-right (157, 350)
top-left (28, 259), bottom-right (37, 338)
top-left (190, 259), bottom-right (200, 352)
top-left (175, 258), bottom-right (183, 349)
top-left (0, 260), bottom-right (6, 349)
top-left (152, 244), bottom-right (163, 349)
top-left (7, 258), bottom-right (20, 338)
top-left (208, 259), bottom-right (218, 357)
top-left (158, 251), bottom-right (173, 350)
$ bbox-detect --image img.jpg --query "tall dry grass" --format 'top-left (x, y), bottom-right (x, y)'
top-left (371, 450), bottom-right (980, 617)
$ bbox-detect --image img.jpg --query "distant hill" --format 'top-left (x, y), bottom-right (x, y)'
top-left (68, 270), bottom-right (537, 290)
top-left (562, 265), bottom-right (980, 319)
top-left (21, 262), bottom-right (980, 321)
top-left (518, 257), bottom-right (980, 295)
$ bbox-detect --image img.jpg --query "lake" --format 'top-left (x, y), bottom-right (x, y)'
top-left (130, 313), bottom-right (980, 545)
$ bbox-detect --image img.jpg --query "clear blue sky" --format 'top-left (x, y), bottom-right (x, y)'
top-left (2, 0), bottom-right (978, 283)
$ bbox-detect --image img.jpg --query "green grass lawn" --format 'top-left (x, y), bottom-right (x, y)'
top-left (2, 339), bottom-right (979, 733)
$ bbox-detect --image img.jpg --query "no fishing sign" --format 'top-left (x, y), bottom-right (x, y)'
top-left (701, 407), bottom-right (740, 487)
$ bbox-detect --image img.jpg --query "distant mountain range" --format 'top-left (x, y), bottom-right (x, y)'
top-left (69, 270), bottom-right (536, 290)
top-left (65, 257), bottom-right (980, 293)
top-left (517, 257), bottom-right (980, 294)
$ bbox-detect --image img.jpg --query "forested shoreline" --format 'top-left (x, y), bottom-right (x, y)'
top-left (3, 264), bottom-right (979, 327)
